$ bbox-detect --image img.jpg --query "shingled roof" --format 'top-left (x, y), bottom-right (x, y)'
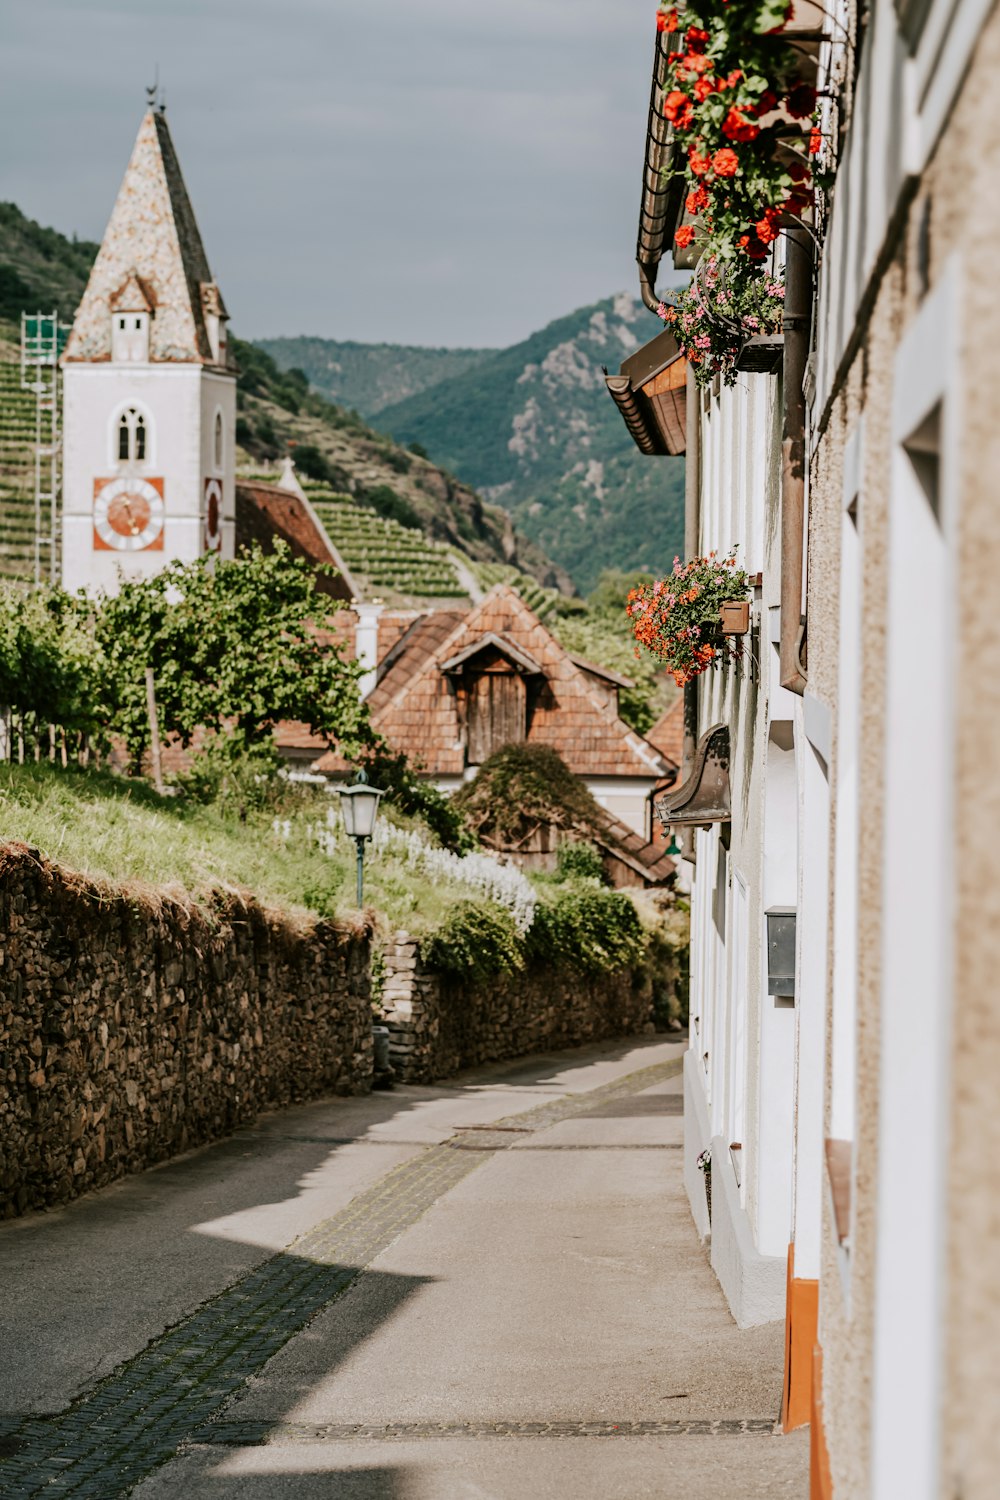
top-left (235, 480), bottom-right (357, 602)
top-left (316, 585), bottom-right (669, 780)
top-left (63, 110), bottom-right (232, 368)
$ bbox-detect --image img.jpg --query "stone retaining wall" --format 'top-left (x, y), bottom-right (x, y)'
top-left (0, 843), bottom-right (373, 1217)
top-left (380, 931), bottom-right (655, 1083)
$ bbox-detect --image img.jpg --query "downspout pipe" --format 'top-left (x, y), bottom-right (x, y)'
top-left (681, 361), bottom-right (701, 863)
top-left (780, 224), bottom-right (812, 695)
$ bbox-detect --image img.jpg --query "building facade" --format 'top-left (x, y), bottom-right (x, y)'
top-left (614, 0), bottom-right (1000, 1493)
top-left (61, 109), bottom-right (236, 594)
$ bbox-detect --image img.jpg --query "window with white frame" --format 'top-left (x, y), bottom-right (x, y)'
top-left (115, 407), bottom-right (149, 466)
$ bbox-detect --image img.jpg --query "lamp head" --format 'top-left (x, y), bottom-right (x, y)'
top-left (337, 768), bottom-right (385, 840)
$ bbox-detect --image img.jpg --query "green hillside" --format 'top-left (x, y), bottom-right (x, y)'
top-left (254, 337), bottom-right (497, 416)
top-left (264, 295), bottom-right (687, 592)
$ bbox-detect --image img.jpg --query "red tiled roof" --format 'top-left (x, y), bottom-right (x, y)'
top-left (647, 696), bottom-right (684, 767)
top-left (316, 586), bottom-right (669, 781)
top-left (235, 482), bottom-right (354, 602)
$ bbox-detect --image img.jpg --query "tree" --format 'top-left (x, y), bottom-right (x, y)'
top-left (91, 543), bottom-right (372, 766)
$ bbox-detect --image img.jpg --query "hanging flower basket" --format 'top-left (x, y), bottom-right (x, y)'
top-left (658, 256), bottom-right (786, 386)
top-left (627, 553), bottom-right (752, 685)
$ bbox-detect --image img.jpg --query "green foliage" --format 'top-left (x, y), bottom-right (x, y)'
top-left (292, 443), bottom-right (333, 482)
top-left (0, 585), bottom-right (102, 738)
top-left (526, 885), bottom-right (647, 975)
top-left (360, 483), bottom-right (421, 531)
top-left (452, 744), bottom-right (605, 848)
top-left (555, 841), bottom-right (606, 884)
top-left (177, 733), bottom-right (285, 816)
top-left (423, 900), bottom-right (524, 981)
top-left (90, 543), bottom-right (371, 767)
top-left (356, 743), bottom-right (474, 854)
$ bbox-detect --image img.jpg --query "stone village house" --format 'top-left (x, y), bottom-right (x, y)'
top-left (608, 0), bottom-right (1000, 1495)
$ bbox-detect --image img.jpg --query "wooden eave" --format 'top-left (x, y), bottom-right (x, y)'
top-left (439, 632), bottom-right (543, 677)
top-left (606, 328), bottom-right (687, 457)
top-left (654, 723), bottom-right (731, 829)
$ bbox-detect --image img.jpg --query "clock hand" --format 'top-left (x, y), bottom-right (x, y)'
top-left (120, 496), bottom-right (141, 535)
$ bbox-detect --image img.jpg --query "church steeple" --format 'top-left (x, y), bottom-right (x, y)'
top-left (61, 107), bottom-right (236, 595)
top-left (63, 110), bottom-right (230, 369)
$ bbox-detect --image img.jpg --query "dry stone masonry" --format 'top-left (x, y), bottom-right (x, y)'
top-left (0, 843), bottom-right (373, 1217)
top-left (380, 930), bottom-right (655, 1083)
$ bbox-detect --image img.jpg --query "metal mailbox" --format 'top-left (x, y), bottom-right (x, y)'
top-left (766, 907), bottom-right (797, 998)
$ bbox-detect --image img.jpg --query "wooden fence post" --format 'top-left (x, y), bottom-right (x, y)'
top-left (145, 667), bottom-right (166, 795)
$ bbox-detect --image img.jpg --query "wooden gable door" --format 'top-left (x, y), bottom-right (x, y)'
top-left (466, 669), bottom-right (526, 764)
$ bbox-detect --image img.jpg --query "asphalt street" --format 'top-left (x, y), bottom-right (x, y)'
top-left (0, 1036), bottom-right (807, 1498)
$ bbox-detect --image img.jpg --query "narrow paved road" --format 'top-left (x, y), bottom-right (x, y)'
top-left (0, 1038), bottom-right (807, 1498)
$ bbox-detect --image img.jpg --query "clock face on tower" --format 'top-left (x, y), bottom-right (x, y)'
top-left (93, 476), bottom-right (165, 552)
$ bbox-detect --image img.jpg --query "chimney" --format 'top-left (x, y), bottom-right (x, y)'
top-left (354, 599), bottom-right (384, 700)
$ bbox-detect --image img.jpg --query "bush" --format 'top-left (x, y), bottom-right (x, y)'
top-left (293, 444), bottom-right (331, 483)
top-left (526, 886), bottom-right (647, 975)
top-left (361, 484), bottom-right (422, 531)
top-left (424, 900), bottom-right (524, 981)
top-left (178, 733), bottom-right (285, 815)
top-left (555, 841), bottom-right (606, 884)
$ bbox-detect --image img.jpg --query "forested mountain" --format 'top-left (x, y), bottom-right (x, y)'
top-left (262, 295), bottom-right (686, 591)
top-left (255, 337), bottom-right (497, 416)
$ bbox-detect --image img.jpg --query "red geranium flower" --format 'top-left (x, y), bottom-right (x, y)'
top-left (685, 25), bottom-right (710, 50)
top-left (693, 76), bottom-right (716, 101)
top-left (685, 184), bottom-right (710, 214)
top-left (722, 107), bottom-right (760, 143)
top-left (752, 89), bottom-right (779, 117)
top-left (674, 225), bottom-right (696, 248)
top-left (684, 52), bottom-right (713, 74)
top-left (656, 8), bottom-right (679, 32)
top-left (712, 147), bottom-right (739, 177)
top-left (688, 148), bottom-right (712, 176)
top-left (788, 161), bottom-right (811, 183)
top-left (663, 90), bottom-right (695, 128)
top-left (786, 82), bottom-right (817, 119)
top-left (808, 126), bottom-right (823, 154)
top-left (738, 232), bottom-right (769, 261)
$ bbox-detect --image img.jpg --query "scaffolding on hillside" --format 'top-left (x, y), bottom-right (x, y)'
top-left (20, 312), bottom-right (67, 585)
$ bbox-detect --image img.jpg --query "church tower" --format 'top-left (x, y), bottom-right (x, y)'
top-left (61, 108), bottom-right (236, 593)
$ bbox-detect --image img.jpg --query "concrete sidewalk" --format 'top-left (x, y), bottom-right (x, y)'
top-left (0, 1038), bottom-right (807, 1498)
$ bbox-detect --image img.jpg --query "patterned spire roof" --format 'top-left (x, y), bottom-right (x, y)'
top-left (63, 111), bottom-right (230, 367)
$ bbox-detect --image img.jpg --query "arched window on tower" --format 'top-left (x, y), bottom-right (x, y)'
top-left (214, 411), bottom-right (224, 470)
top-left (115, 407), bottom-right (150, 466)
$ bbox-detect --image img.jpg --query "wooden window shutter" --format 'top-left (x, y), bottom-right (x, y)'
top-left (466, 670), bottom-right (526, 763)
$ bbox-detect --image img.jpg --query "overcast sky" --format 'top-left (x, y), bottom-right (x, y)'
top-left (1, 0), bottom-right (663, 348)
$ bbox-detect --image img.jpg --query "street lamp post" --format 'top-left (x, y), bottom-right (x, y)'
top-left (337, 769), bottom-right (385, 908)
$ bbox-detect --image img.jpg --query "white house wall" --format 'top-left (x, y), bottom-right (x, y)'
top-left (682, 370), bottom-right (790, 1326)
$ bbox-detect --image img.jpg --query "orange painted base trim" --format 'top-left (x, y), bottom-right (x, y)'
top-left (810, 1344), bottom-right (834, 1500)
top-left (780, 1244), bottom-right (819, 1432)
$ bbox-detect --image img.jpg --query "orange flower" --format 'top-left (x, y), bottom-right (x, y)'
top-left (674, 225), bottom-right (696, 248)
top-left (712, 147), bottom-right (739, 177)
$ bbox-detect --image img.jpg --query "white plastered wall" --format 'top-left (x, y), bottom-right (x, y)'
top-left (62, 361), bottom-right (235, 594)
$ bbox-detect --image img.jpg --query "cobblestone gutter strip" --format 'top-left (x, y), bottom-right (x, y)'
top-left (194, 1417), bottom-right (779, 1444)
top-left (0, 1055), bottom-right (683, 1499)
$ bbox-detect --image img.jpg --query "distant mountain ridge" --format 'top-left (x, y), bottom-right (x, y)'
top-left (261, 296), bottom-right (686, 591)
top-left (255, 337), bottom-right (498, 416)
